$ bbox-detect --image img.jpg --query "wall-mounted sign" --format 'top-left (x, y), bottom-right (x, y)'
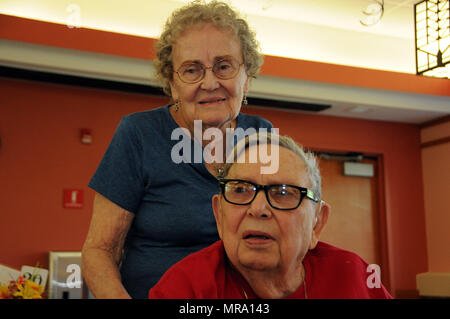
top-left (63, 189), bottom-right (83, 209)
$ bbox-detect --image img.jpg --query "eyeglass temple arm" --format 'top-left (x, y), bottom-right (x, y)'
top-left (306, 189), bottom-right (320, 203)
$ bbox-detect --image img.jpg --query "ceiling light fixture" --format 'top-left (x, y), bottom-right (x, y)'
top-left (414, 0), bottom-right (450, 78)
top-left (261, 0), bottom-right (273, 11)
top-left (360, 0), bottom-right (384, 27)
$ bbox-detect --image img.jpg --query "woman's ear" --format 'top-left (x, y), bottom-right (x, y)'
top-left (169, 80), bottom-right (179, 102)
top-left (212, 194), bottom-right (223, 240)
top-left (244, 76), bottom-right (250, 93)
top-left (309, 201), bottom-right (330, 250)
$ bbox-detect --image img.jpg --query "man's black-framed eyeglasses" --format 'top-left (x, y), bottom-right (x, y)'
top-left (174, 56), bottom-right (244, 84)
top-left (218, 179), bottom-right (320, 211)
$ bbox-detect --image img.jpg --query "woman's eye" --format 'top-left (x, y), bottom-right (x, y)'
top-left (184, 67), bottom-right (199, 74)
top-left (216, 60), bottom-right (233, 70)
top-left (182, 64), bottom-right (201, 74)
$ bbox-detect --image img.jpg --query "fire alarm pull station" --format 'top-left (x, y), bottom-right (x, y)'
top-left (63, 189), bottom-right (83, 208)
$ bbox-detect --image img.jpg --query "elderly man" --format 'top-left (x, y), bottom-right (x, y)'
top-left (149, 133), bottom-right (392, 299)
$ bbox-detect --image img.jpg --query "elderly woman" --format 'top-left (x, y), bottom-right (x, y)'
top-left (82, 1), bottom-right (272, 299)
top-left (149, 134), bottom-right (392, 298)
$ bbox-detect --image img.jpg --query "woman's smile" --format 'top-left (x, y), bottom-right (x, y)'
top-left (198, 96), bottom-right (227, 106)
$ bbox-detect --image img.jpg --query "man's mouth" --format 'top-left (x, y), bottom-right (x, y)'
top-left (242, 231), bottom-right (274, 243)
top-left (198, 98), bottom-right (226, 105)
top-left (244, 234), bottom-right (271, 240)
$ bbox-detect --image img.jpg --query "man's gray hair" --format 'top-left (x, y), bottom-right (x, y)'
top-left (221, 132), bottom-right (322, 201)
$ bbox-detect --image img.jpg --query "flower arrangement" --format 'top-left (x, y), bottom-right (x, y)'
top-left (0, 275), bottom-right (45, 299)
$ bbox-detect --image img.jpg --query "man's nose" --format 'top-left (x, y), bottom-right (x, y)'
top-left (200, 67), bottom-right (220, 91)
top-left (247, 190), bottom-right (272, 219)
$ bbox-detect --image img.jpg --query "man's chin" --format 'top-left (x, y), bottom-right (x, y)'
top-left (238, 257), bottom-right (278, 272)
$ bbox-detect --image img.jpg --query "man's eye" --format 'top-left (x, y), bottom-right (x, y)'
top-left (227, 182), bottom-right (253, 194)
top-left (234, 186), bottom-right (248, 193)
top-left (273, 189), bottom-right (289, 196)
top-left (271, 187), bottom-right (298, 198)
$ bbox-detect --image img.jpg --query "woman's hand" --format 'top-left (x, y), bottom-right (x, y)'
top-left (82, 193), bottom-right (134, 299)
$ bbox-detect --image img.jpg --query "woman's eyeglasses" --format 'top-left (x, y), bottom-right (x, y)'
top-left (174, 57), bottom-right (243, 83)
top-left (219, 179), bottom-right (320, 211)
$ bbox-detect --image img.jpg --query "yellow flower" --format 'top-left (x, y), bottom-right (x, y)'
top-left (0, 265), bottom-right (46, 299)
top-left (0, 284), bottom-right (11, 299)
top-left (21, 280), bottom-right (44, 299)
top-left (3, 279), bottom-right (45, 299)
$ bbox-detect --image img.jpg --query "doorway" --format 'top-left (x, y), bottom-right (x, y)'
top-left (317, 155), bottom-right (382, 267)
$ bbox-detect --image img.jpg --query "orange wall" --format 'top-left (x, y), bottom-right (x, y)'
top-left (420, 121), bottom-right (450, 272)
top-left (0, 77), bottom-right (427, 297)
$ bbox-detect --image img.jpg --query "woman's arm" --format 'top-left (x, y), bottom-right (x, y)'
top-left (81, 193), bottom-right (134, 299)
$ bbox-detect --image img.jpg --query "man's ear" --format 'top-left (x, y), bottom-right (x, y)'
top-left (309, 201), bottom-right (330, 250)
top-left (212, 194), bottom-right (223, 240)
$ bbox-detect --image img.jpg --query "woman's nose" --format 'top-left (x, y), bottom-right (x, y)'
top-left (200, 68), bottom-right (220, 91)
top-left (247, 190), bottom-right (272, 219)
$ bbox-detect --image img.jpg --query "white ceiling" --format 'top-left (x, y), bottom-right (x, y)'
top-left (211, 0), bottom-right (418, 39)
top-left (1, 0), bottom-right (449, 123)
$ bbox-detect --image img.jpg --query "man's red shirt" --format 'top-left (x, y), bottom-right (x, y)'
top-left (149, 240), bottom-right (392, 299)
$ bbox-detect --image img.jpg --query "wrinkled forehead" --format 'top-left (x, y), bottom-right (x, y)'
top-left (228, 144), bottom-right (310, 185)
top-left (233, 143), bottom-right (286, 161)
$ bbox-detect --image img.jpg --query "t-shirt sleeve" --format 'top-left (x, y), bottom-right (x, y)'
top-left (88, 115), bottom-right (146, 213)
top-left (250, 114), bottom-right (274, 130)
top-left (256, 117), bottom-right (273, 130)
